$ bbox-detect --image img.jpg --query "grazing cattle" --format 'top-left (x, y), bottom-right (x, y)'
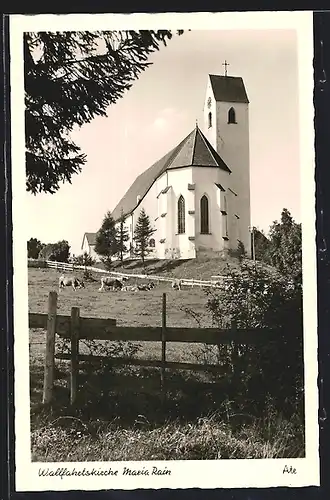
top-left (122, 285), bottom-right (138, 292)
top-left (137, 281), bottom-right (155, 291)
top-left (99, 276), bottom-right (123, 291)
top-left (172, 279), bottom-right (183, 291)
top-left (59, 275), bottom-right (85, 291)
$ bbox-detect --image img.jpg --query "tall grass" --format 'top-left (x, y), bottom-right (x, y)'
top-left (31, 406), bottom-right (304, 462)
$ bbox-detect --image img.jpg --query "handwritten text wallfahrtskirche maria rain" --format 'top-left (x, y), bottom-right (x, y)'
top-left (38, 466), bottom-right (171, 479)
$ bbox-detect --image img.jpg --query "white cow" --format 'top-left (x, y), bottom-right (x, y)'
top-left (59, 275), bottom-right (85, 291)
top-left (99, 276), bottom-right (123, 291)
top-left (137, 282), bottom-right (155, 291)
top-left (172, 279), bottom-right (183, 291)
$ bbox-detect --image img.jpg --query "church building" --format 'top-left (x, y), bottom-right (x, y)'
top-left (111, 71), bottom-right (251, 260)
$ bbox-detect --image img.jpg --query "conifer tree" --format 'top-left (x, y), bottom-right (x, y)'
top-left (133, 208), bottom-right (155, 267)
top-left (95, 211), bottom-right (118, 269)
top-left (117, 209), bottom-right (130, 264)
top-left (24, 30), bottom-right (183, 194)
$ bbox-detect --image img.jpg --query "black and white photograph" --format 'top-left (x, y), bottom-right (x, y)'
top-left (10, 11), bottom-right (318, 491)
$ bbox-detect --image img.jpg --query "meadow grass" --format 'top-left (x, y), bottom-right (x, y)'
top-left (29, 266), bottom-right (305, 461)
top-left (31, 408), bottom-right (304, 462)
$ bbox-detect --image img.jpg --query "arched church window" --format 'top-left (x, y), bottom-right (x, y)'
top-left (208, 112), bottom-right (212, 128)
top-left (149, 238), bottom-right (155, 248)
top-left (200, 195), bottom-right (209, 234)
top-left (178, 195), bottom-right (185, 234)
top-left (228, 107), bottom-right (236, 124)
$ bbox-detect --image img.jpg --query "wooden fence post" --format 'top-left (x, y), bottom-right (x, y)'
top-left (70, 307), bottom-right (80, 405)
top-left (160, 293), bottom-right (167, 396)
top-left (43, 291), bottom-right (58, 405)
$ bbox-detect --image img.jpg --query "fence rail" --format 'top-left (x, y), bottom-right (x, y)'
top-left (29, 312), bottom-right (285, 344)
top-left (29, 291), bottom-right (301, 406)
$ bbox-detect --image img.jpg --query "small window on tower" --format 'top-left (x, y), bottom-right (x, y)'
top-left (149, 238), bottom-right (155, 248)
top-left (228, 107), bottom-right (236, 124)
top-left (208, 112), bottom-right (212, 128)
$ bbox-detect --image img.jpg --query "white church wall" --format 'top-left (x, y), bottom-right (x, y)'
top-left (193, 167), bottom-right (237, 254)
top-left (166, 167), bottom-right (196, 260)
top-left (226, 189), bottom-right (240, 251)
top-left (155, 173), bottom-right (169, 259)
top-left (215, 100), bottom-right (251, 256)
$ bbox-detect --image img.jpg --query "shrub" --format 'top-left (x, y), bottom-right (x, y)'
top-left (73, 252), bottom-right (95, 267)
top-left (39, 240), bottom-right (70, 262)
top-left (56, 337), bottom-right (141, 391)
top-left (27, 238), bottom-right (44, 259)
top-left (204, 263), bottom-right (303, 414)
top-left (228, 240), bottom-right (247, 263)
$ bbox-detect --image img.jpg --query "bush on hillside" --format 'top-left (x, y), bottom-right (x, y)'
top-left (204, 263), bottom-right (303, 414)
top-left (73, 252), bottom-right (96, 267)
top-left (38, 240), bottom-right (70, 262)
top-left (268, 208), bottom-right (302, 285)
top-left (27, 238), bottom-right (44, 259)
top-left (228, 240), bottom-right (247, 263)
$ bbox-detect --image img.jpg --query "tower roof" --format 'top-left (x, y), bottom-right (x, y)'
top-left (209, 74), bottom-right (249, 103)
top-left (111, 126), bottom-right (231, 221)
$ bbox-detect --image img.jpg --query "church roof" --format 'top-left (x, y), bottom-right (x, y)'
top-left (209, 75), bottom-right (249, 103)
top-left (112, 126), bottom-right (231, 221)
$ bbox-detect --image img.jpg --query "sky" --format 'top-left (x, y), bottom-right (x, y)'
top-left (26, 28), bottom-right (301, 256)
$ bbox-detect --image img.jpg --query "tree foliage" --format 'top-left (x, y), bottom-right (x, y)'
top-left (95, 211), bottom-right (118, 269)
top-left (205, 263), bottom-right (303, 413)
top-left (133, 208), bottom-right (155, 266)
top-left (39, 240), bottom-right (70, 262)
top-left (268, 209), bottom-right (302, 284)
top-left (25, 30), bottom-right (183, 194)
top-left (27, 237), bottom-right (44, 259)
top-left (253, 228), bottom-right (272, 263)
top-left (237, 240), bottom-right (247, 263)
top-left (73, 251), bottom-right (95, 267)
top-left (117, 209), bottom-right (130, 263)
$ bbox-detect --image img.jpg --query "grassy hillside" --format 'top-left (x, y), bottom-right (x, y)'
top-left (94, 254), bottom-right (270, 280)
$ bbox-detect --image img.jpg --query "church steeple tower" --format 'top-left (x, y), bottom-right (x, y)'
top-left (203, 73), bottom-right (251, 257)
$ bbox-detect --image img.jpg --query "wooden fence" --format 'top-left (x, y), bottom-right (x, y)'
top-left (30, 259), bottom-right (226, 288)
top-left (29, 291), bottom-right (299, 406)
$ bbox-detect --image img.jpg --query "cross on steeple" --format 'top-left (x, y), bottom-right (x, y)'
top-left (222, 60), bottom-right (229, 77)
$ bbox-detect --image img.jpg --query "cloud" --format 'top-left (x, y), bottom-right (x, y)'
top-left (153, 117), bottom-right (168, 130)
top-left (152, 108), bottom-right (185, 132)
